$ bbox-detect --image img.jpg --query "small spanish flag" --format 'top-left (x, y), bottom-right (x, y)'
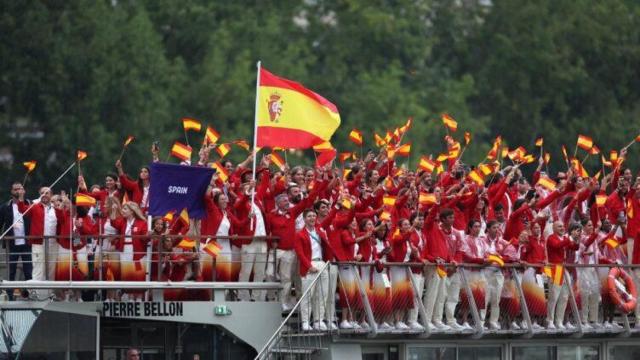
top-left (163, 211), bottom-right (175, 222)
top-left (604, 238), bottom-right (619, 249)
top-left (418, 157), bottom-right (436, 173)
top-left (418, 192), bottom-right (436, 206)
top-left (182, 117), bottom-right (202, 132)
top-left (123, 135), bottom-right (135, 147)
top-left (464, 131), bottom-right (471, 145)
top-left (544, 152), bottom-right (551, 165)
top-left (561, 145), bottom-right (569, 163)
top-left (448, 142), bottom-right (461, 159)
top-left (75, 193), bottom-right (97, 207)
top-left (374, 133), bottom-right (386, 147)
top-left (436, 265), bottom-right (447, 278)
top-left (589, 144), bottom-right (600, 155)
top-left (595, 194), bottom-right (607, 207)
top-left (383, 176), bottom-right (394, 190)
top-left (211, 161), bottom-right (230, 182)
top-left (537, 176), bottom-right (557, 191)
top-left (339, 152), bottom-right (353, 163)
top-left (203, 241), bottom-right (222, 257)
top-left (610, 150), bottom-right (619, 164)
top-left (171, 142), bottom-right (192, 161)
top-left (349, 129), bottom-right (363, 146)
top-left (501, 147), bottom-right (510, 159)
top-left (77, 150), bottom-right (88, 161)
top-left (487, 253), bottom-right (505, 267)
top-left (577, 135), bottom-right (593, 151)
top-left (179, 208), bottom-right (190, 227)
top-left (233, 139), bottom-right (250, 151)
top-left (341, 198), bottom-right (352, 210)
top-left (270, 151), bottom-right (286, 171)
top-left (395, 143), bottom-right (411, 157)
top-left (436, 153), bottom-right (449, 162)
top-left (216, 143), bottom-right (231, 158)
top-left (468, 169), bottom-right (485, 186)
top-left (23, 161), bottom-right (37, 173)
top-left (477, 163), bottom-right (494, 176)
top-left (177, 237), bottom-right (196, 250)
top-left (383, 195), bottom-right (396, 206)
top-left (379, 211), bottom-right (392, 222)
top-left (552, 264), bottom-right (564, 286)
top-left (441, 114), bottom-right (458, 132)
top-left (535, 137), bottom-right (544, 147)
top-left (205, 126), bottom-right (220, 144)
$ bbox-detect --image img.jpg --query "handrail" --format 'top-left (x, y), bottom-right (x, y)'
top-left (254, 261), bottom-right (330, 360)
top-left (0, 280), bottom-right (281, 290)
top-left (335, 261), bottom-right (640, 269)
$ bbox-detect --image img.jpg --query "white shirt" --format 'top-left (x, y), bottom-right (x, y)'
top-left (217, 213), bottom-right (231, 237)
top-left (124, 218), bottom-right (135, 255)
top-left (375, 238), bottom-right (387, 261)
top-left (308, 228), bottom-right (323, 260)
top-left (251, 202), bottom-right (266, 237)
top-left (141, 185), bottom-right (150, 208)
top-left (11, 203), bottom-right (25, 245)
top-left (43, 204), bottom-right (57, 237)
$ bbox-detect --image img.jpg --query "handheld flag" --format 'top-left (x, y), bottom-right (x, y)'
top-left (216, 143), bottom-right (231, 158)
top-left (205, 126), bottom-right (220, 144)
top-left (383, 195), bottom-right (396, 206)
top-left (256, 67), bottom-right (340, 149)
top-left (211, 161), bottom-right (230, 182)
top-left (75, 193), bottom-right (97, 207)
top-left (182, 118), bottom-right (202, 132)
top-left (270, 152), bottom-right (286, 171)
top-left (177, 237), bottom-right (196, 250)
top-left (233, 139), bottom-right (251, 151)
top-left (395, 143), bottom-right (411, 157)
top-left (171, 142), bottom-right (192, 162)
top-left (23, 161), bottom-right (37, 173)
top-left (77, 150), bottom-right (88, 162)
top-left (418, 157), bottom-right (436, 173)
top-left (577, 135), bottom-right (593, 151)
top-left (349, 129), bottom-right (363, 146)
top-left (124, 135), bottom-right (135, 147)
top-left (464, 131), bottom-right (471, 145)
top-left (535, 137), bottom-right (544, 147)
top-left (441, 114), bottom-right (458, 132)
top-left (203, 241), bottom-right (222, 257)
top-left (418, 192), bottom-right (437, 206)
top-left (537, 176), bottom-right (557, 191)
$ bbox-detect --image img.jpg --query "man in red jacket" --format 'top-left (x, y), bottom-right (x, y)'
top-left (545, 221), bottom-right (580, 330)
top-left (294, 209), bottom-right (330, 331)
top-left (18, 187), bottom-right (63, 282)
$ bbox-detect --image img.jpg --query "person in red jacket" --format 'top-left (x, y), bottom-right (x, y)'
top-left (387, 218), bottom-right (417, 330)
top-left (18, 187), bottom-right (64, 282)
top-left (406, 212), bottom-right (427, 330)
top-left (545, 220), bottom-right (579, 330)
top-left (115, 159), bottom-right (151, 213)
top-left (293, 209), bottom-right (330, 331)
top-left (112, 202), bottom-right (149, 301)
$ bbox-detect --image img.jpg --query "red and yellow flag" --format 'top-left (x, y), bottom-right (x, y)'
top-left (577, 135), bottom-right (593, 151)
top-left (537, 176), bottom-right (557, 191)
top-left (383, 195), bottom-right (396, 206)
top-left (418, 192), bottom-right (437, 206)
top-left (589, 144), bottom-right (600, 155)
top-left (182, 117), bottom-right (202, 132)
top-left (211, 162), bottom-right (230, 182)
top-left (535, 137), bottom-right (544, 147)
top-left (233, 139), bottom-right (251, 151)
top-left (171, 142), bottom-right (192, 161)
top-left (349, 129), bottom-right (363, 146)
top-left (379, 210), bottom-right (392, 222)
top-left (441, 114), bottom-right (458, 132)
top-left (177, 237), bottom-right (196, 250)
top-left (374, 133), bottom-right (386, 147)
top-left (256, 67), bottom-right (340, 149)
top-left (75, 193), bottom-right (97, 207)
top-left (395, 143), bottom-right (411, 157)
top-left (419, 156), bottom-right (436, 173)
top-left (203, 241), bottom-right (223, 257)
top-left (77, 150), bottom-right (88, 161)
top-left (23, 161), bottom-right (37, 173)
top-left (270, 151), bottom-right (286, 171)
top-left (436, 265), bottom-right (447, 278)
top-left (205, 126), bottom-right (220, 144)
top-left (468, 169), bottom-right (485, 186)
top-left (339, 152), bottom-right (353, 163)
top-left (216, 143), bottom-right (231, 158)
top-left (123, 135), bottom-right (135, 147)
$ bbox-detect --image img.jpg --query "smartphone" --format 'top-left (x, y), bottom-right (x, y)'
top-left (153, 141), bottom-right (160, 151)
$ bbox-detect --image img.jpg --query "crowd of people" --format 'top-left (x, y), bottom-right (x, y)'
top-left (1, 136), bottom-right (639, 334)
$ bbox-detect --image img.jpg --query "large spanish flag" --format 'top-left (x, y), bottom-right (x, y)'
top-left (256, 66), bottom-right (340, 149)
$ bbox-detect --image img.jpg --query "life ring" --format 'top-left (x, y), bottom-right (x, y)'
top-left (607, 267), bottom-right (637, 313)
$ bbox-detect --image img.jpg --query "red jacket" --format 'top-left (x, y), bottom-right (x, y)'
top-left (422, 205), bottom-right (451, 262)
top-left (267, 189), bottom-right (320, 251)
top-left (546, 234), bottom-right (578, 264)
top-left (18, 201), bottom-right (64, 245)
top-left (112, 217), bottom-right (149, 261)
top-left (57, 214), bottom-right (96, 250)
top-left (294, 226), bottom-right (330, 276)
top-left (119, 174), bottom-right (146, 209)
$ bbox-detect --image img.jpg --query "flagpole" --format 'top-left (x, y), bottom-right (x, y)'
top-left (250, 61), bottom-right (262, 229)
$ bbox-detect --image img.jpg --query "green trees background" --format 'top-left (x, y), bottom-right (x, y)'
top-left (1, 0), bottom-right (639, 194)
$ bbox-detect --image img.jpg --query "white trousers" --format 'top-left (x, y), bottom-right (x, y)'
top-left (300, 261), bottom-right (329, 324)
top-left (407, 273), bottom-right (424, 323)
top-left (445, 272), bottom-right (462, 323)
top-left (423, 267), bottom-right (447, 324)
top-left (46, 238), bottom-right (58, 280)
top-left (547, 278), bottom-right (570, 326)
top-left (325, 264), bottom-right (339, 322)
top-left (578, 267), bottom-right (600, 323)
top-left (483, 268), bottom-right (505, 323)
top-left (31, 244), bottom-right (45, 281)
top-left (276, 249), bottom-right (296, 305)
top-left (238, 240), bottom-right (268, 301)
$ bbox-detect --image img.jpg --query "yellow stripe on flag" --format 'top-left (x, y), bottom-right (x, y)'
top-left (75, 193), bottom-right (97, 207)
top-left (436, 265), bottom-right (447, 278)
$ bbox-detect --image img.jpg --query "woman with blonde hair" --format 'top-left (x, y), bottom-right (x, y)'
top-left (112, 202), bottom-right (149, 300)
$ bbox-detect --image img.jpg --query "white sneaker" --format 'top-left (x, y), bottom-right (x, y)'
top-left (532, 322), bottom-right (544, 330)
top-left (433, 321), bottom-right (451, 331)
top-left (328, 322), bottom-right (339, 331)
top-left (339, 320), bottom-right (353, 329)
top-left (379, 322), bottom-right (393, 330)
top-left (546, 322), bottom-right (556, 330)
top-left (565, 322), bottom-right (576, 331)
top-left (360, 322), bottom-right (370, 330)
top-left (313, 321), bottom-right (328, 331)
top-left (408, 321), bottom-right (425, 331)
top-left (582, 323), bottom-right (592, 331)
top-left (519, 321), bottom-right (528, 330)
top-left (510, 321), bottom-right (521, 330)
top-left (426, 322), bottom-right (437, 331)
top-left (352, 322), bottom-right (362, 330)
top-left (592, 322), bottom-right (603, 330)
top-left (462, 322), bottom-right (473, 330)
top-left (489, 321), bottom-right (501, 330)
top-left (302, 321), bottom-right (312, 331)
top-left (611, 322), bottom-right (623, 330)
top-left (447, 321), bottom-right (464, 331)
top-left (555, 323), bottom-right (566, 331)
top-left (395, 321), bottom-right (410, 330)
top-left (604, 321), bottom-right (613, 329)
